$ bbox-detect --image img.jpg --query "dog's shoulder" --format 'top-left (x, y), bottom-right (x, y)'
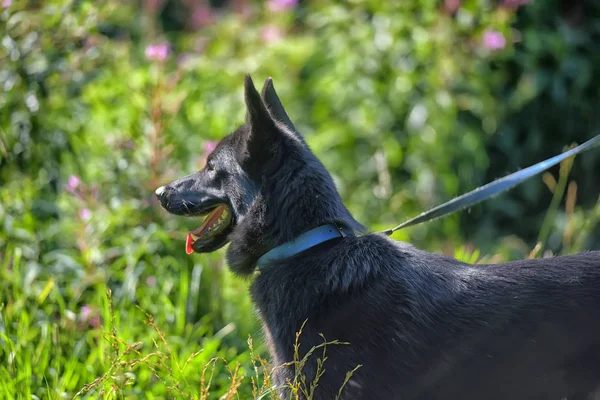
top-left (256, 232), bottom-right (465, 294)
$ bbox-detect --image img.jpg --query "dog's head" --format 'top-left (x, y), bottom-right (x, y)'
top-left (155, 75), bottom-right (310, 255)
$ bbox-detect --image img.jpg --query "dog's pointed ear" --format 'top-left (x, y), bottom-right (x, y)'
top-left (244, 75), bottom-right (274, 129)
top-left (242, 75), bottom-right (281, 168)
top-left (261, 78), bottom-right (296, 132)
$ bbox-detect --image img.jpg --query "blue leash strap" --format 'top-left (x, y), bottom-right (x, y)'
top-left (381, 134), bottom-right (600, 236)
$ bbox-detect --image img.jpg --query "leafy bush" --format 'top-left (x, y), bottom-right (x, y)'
top-left (0, 0), bottom-right (598, 398)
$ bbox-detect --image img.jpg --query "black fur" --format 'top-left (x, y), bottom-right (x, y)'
top-left (157, 75), bottom-right (600, 399)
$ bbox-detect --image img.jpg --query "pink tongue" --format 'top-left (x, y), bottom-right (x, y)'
top-left (186, 233), bottom-right (194, 255)
top-left (184, 205), bottom-right (230, 256)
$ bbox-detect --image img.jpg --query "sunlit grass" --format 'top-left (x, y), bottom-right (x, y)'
top-left (0, 250), bottom-right (360, 399)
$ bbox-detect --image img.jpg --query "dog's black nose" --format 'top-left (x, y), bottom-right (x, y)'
top-left (155, 185), bottom-right (167, 200)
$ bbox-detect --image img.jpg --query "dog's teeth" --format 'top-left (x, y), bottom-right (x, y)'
top-left (187, 206), bottom-right (230, 243)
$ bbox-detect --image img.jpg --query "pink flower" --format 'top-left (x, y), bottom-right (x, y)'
top-left (444, 0), bottom-right (461, 13)
top-left (89, 316), bottom-right (101, 328)
top-left (503, 0), bottom-right (531, 8)
top-left (80, 305), bottom-right (92, 320)
top-left (2, 0), bottom-right (12, 7)
top-left (482, 30), bottom-right (506, 50)
top-left (191, 4), bottom-right (214, 29)
top-left (80, 208), bottom-right (91, 221)
top-left (90, 186), bottom-right (99, 200)
top-left (146, 275), bottom-right (157, 287)
top-left (268, 0), bottom-right (298, 12)
top-left (143, 0), bottom-right (163, 12)
top-left (231, 0), bottom-right (251, 18)
top-left (79, 305), bottom-right (101, 329)
top-left (261, 25), bottom-right (283, 43)
top-left (203, 140), bottom-right (218, 155)
top-left (66, 175), bottom-right (80, 193)
top-left (145, 43), bottom-right (169, 61)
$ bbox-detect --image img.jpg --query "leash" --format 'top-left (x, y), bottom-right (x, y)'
top-left (380, 134), bottom-right (600, 236)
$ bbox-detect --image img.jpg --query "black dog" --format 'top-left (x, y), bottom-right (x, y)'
top-left (156, 75), bottom-right (600, 400)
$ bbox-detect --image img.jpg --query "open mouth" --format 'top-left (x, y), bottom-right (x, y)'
top-left (186, 204), bottom-right (233, 254)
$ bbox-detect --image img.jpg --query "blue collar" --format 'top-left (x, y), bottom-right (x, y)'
top-left (256, 224), bottom-right (354, 270)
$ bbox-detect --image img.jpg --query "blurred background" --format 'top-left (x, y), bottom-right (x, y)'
top-left (1, 0), bottom-right (599, 398)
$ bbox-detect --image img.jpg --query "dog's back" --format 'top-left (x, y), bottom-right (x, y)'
top-left (252, 234), bottom-right (600, 399)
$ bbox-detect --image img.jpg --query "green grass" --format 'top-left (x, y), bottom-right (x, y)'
top-left (0, 252), bottom-right (253, 399)
top-left (0, 258), bottom-right (361, 399)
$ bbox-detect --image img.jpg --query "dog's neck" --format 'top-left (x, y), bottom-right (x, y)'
top-left (256, 224), bottom-right (355, 270)
top-left (226, 145), bottom-right (364, 276)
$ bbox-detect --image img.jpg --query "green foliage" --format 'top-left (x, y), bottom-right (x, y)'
top-left (0, 0), bottom-right (599, 398)
top-left (463, 0), bottom-right (600, 248)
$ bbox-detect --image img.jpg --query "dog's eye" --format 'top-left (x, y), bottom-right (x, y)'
top-left (206, 162), bottom-right (216, 172)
